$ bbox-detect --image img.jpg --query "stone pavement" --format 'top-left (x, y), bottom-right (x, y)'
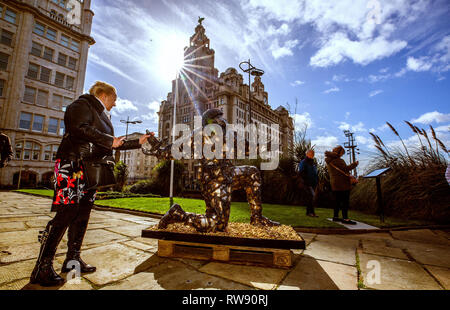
top-left (0, 192), bottom-right (449, 290)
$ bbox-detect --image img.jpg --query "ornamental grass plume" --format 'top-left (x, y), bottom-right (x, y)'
top-left (350, 122), bottom-right (449, 223)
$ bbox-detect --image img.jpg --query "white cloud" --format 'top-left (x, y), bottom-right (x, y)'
top-left (338, 121), bottom-right (366, 132)
top-left (293, 112), bottom-right (313, 131)
top-left (345, 111), bottom-right (350, 120)
top-left (324, 86), bottom-right (340, 94)
top-left (115, 97), bottom-right (139, 114)
top-left (141, 100), bottom-right (161, 123)
top-left (369, 89), bottom-right (383, 97)
top-left (407, 56), bottom-right (433, 72)
top-left (312, 135), bottom-right (339, 148)
top-left (269, 39), bottom-right (299, 59)
top-left (290, 80), bottom-right (305, 87)
top-left (310, 32), bottom-right (407, 67)
top-left (411, 111), bottom-right (450, 124)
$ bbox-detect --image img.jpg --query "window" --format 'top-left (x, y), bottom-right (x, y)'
top-left (55, 72), bottom-right (64, 87)
top-left (1, 29), bottom-right (13, 46)
top-left (34, 22), bottom-right (45, 36)
top-left (51, 94), bottom-right (62, 110)
top-left (19, 112), bottom-right (32, 130)
top-left (68, 57), bottom-right (76, 70)
top-left (5, 9), bottom-right (17, 24)
top-left (46, 28), bottom-right (56, 41)
top-left (65, 76), bottom-right (74, 90)
top-left (59, 120), bottom-right (65, 135)
top-left (70, 40), bottom-right (79, 52)
top-left (31, 42), bottom-right (42, 57)
top-left (32, 115), bottom-right (44, 132)
top-left (57, 53), bottom-right (67, 66)
top-left (32, 144), bottom-right (41, 161)
top-left (27, 63), bottom-right (39, 79)
top-left (0, 79), bottom-right (4, 96)
top-left (63, 97), bottom-right (72, 111)
top-left (48, 118), bottom-right (58, 134)
top-left (44, 145), bottom-right (58, 161)
top-left (0, 52), bottom-right (8, 71)
top-left (17, 141), bottom-right (41, 161)
top-left (40, 66), bottom-right (51, 83)
top-left (43, 47), bottom-right (53, 61)
top-left (36, 90), bottom-right (48, 107)
top-left (15, 142), bottom-right (22, 159)
top-left (61, 34), bottom-right (69, 47)
top-left (23, 86), bottom-right (36, 104)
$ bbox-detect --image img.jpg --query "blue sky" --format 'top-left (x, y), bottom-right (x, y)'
top-left (84, 0), bottom-right (450, 172)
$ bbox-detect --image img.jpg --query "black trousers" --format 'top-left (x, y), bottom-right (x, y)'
top-left (306, 186), bottom-right (317, 215)
top-left (333, 190), bottom-right (350, 219)
top-left (47, 190), bottom-right (96, 252)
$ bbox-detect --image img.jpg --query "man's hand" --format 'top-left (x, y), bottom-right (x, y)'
top-left (112, 137), bottom-right (125, 148)
top-left (354, 161), bottom-right (359, 166)
top-left (139, 133), bottom-right (152, 145)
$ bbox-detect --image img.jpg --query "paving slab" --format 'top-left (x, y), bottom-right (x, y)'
top-left (339, 232), bottom-right (394, 241)
top-left (199, 262), bottom-right (287, 290)
top-left (303, 235), bottom-right (358, 266)
top-left (361, 239), bottom-right (409, 260)
top-left (387, 239), bottom-right (450, 268)
top-left (0, 259), bottom-right (62, 285)
top-left (64, 243), bottom-right (151, 286)
top-left (22, 277), bottom-right (94, 290)
top-left (105, 225), bottom-right (150, 238)
top-left (0, 242), bottom-right (67, 264)
top-left (424, 265), bottom-right (450, 290)
top-left (121, 240), bottom-right (157, 253)
top-left (0, 229), bottom-right (40, 247)
top-left (79, 229), bottom-right (130, 246)
top-left (296, 232), bottom-right (316, 246)
top-left (326, 218), bottom-right (379, 230)
top-left (359, 253), bottom-right (442, 290)
top-left (391, 229), bottom-right (450, 246)
top-left (278, 256), bottom-right (339, 290)
top-left (0, 221), bottom-right (27, 232)
top-left (101, 260), bottom-right (252, 290)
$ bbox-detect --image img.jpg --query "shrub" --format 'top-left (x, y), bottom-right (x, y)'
top-left (351, 122), bottom-right (449, 223)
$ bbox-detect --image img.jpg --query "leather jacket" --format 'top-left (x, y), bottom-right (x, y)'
top-left (56, 94), bottom-right (140, 161)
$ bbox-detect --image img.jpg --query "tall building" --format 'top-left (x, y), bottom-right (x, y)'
top-left (0, 0), bottom-right (94, 187)
top-left (118, 132), bottom-right (159, 182)
top-left (158, 19), bottom-right (294, 185)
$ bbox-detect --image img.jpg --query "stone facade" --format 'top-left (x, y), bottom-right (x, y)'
top-left (158, 20), bottom-right (294, 184)
top-left (0, 0), bottom-right (94, 187)
top-left (118, 132), bottom-right (159, 182)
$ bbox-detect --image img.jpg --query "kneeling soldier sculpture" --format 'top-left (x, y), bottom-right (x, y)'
top-left (143, 108), bottom-right (280, 233)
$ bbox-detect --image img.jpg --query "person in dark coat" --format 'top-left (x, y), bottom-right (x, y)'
top-left (325, 145), bottom-right (359, 225)
top-left (30, 81), bottom-right (150, 287)
top-left (298, 149), bottom-right (319, 217)
top-left (0, 132), bottom-right (13, 168)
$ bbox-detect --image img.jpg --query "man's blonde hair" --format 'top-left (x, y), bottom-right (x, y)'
top-left (89, 81), bottom-right (117, 98)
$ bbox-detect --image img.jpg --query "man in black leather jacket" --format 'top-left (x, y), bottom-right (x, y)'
top-left (30, 81), bottom-right (150, 287)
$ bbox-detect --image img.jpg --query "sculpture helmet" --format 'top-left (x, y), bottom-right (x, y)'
top-left (202, 108), bottom-right (227, 129)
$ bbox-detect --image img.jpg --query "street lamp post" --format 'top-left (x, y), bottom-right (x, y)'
top-left (169, 72), bottom-right (180, 207)
top-left (239, 59), bottom-right (264, 125)
top-left (120, 116), bottom-right (142, 164)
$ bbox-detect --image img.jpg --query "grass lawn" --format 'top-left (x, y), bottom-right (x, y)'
top-left (15, 189), bottom-right (432, 228)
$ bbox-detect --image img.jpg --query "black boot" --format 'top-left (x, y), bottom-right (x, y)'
top-left (30, 222), bottom-right (66, 287)
top-left (62, 215), bottom-right (95, 273)
top-left (158, 204), bottom-right (187, 229)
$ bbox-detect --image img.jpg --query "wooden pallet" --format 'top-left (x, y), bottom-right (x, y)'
top-left (157, 239), bottom-right (293, 268)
